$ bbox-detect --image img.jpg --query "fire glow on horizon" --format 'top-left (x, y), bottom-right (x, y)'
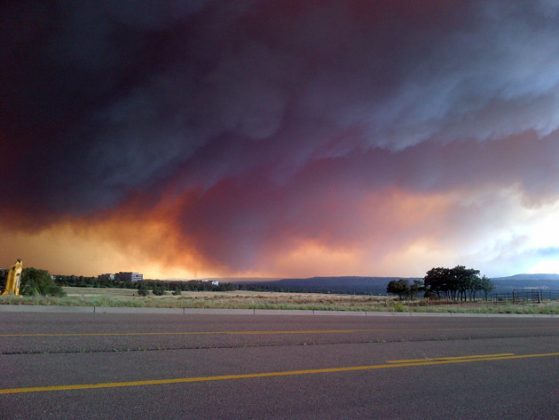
top-left (1, 1), bottom-right (559, 278)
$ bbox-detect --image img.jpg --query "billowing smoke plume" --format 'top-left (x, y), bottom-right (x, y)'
top-left (1, 1), bottom-right (559, 276)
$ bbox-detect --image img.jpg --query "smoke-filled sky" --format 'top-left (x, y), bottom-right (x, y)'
top-left (2, 0), bottom-right (559, 278)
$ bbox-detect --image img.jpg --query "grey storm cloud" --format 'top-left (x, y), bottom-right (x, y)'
top-left (1, 0), bottom-right (559, 220)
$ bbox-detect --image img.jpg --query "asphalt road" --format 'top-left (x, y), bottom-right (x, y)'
top-left (1, 312), bottom-right (559, 419)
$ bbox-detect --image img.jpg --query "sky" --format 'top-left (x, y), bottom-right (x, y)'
top-left (1, 0), bottom-right (559, 279)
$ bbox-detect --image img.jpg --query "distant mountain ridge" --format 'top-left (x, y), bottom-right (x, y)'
top-left (490, 274), bottom-right (559, 292)
top-left (237, 276), bottom-right (418, 295)
top-left (494, 273), bottom-right (559, 281)
top-left (233, 274), bottom-right (559, 294)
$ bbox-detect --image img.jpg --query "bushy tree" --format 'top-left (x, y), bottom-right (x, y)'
top-left (172, 285), bottom-right (182, 296)
top-left (137, 282), bottom-right (149, 296)
top-left (480, 276), bottom-right (494, 300)
top-left (387, 279), bottom-right (425, 300)
top-left (423, 267), bottom-right (452, 298)
top-left (387, 279), bottom-right (410, 300)
top-left (20, 268), bottom-right (65, 297)
top-left (152, 284), bottom-right (166, 296)
top-left (424, 266), bottom-right (492, 301)
top-left (409, 280), bottom-right (424, 300)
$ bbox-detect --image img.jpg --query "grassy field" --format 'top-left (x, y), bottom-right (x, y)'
top-left (0, 286), bottom-right (558, 314)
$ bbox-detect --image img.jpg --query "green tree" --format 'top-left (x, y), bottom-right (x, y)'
top-left (172, 284), bottom-right (182, 296)
top-left (20, 268), bottom-right (65, 297)
top-left (479, 276), bottom-right (494, 300)
top-left (409, 280), bottom-right (424, 300)
top-left (424, 266), bottom-right (487, 301)
top-left (152, 284), bottom-right (166, 296)
top-left (451, 265), bottom-right (480, 301)
top-left (137, 282), bottom-right (149, 296)
top-left (387, 279), bottom-right (410, 300)
top-left (424, 267), bottom-right (452, 299)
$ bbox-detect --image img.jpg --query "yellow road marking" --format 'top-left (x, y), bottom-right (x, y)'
top-left (386, 353), bottom-right (515, 363)
top-left (1, 325), bottom-right (557, 338)
top-left (1, 351), bottom-right (558, 395)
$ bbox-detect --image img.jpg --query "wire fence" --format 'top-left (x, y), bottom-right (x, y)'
top-left (490, 289), bottom-right (559, 304)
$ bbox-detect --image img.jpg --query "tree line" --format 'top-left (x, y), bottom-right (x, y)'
top-left (135, 279), bottom-right (237, 295)
top-left (2, 266), bottom-right (495, 300)
top-left (387, 266), bottom-right (494, 301)
top-left (54, 275), bottom-right (237, 293)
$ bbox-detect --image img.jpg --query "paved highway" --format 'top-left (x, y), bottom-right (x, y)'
top-left (1, 311), bottom-right (558, 419)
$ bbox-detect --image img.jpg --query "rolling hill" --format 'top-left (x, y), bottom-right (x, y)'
top-left (234, 274), bottom-right (559, 295)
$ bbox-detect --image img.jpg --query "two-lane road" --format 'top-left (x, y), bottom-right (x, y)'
top-left (1, 311), bottom-right (558, 419)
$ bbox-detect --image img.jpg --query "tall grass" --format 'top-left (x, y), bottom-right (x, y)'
top-left (1, 291), bottom-right (559, 314)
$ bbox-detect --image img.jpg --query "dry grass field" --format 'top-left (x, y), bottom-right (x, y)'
top-left (59, 287), bottom-right (394, 311)
top-left (1, 286), bottom-right (559, 314)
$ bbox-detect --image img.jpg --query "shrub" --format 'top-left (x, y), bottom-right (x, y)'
top-left (137, 283), bottom-right (149, 296)
top-left (393, 302), bottom-right (406, 312)
top-left (20, 268), bottom-right (66, 297)
top-left (152, 285), bottom-right (166, 296)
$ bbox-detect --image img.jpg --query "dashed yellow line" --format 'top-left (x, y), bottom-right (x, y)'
top-left (1, 351), bottom-right (558, 395)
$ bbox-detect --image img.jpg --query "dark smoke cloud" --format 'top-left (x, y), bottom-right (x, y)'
top-left (1, 0), bottom-right (559, 273)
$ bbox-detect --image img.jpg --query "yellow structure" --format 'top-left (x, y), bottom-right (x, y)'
top-left (1, 259), bottom-right (23, 296)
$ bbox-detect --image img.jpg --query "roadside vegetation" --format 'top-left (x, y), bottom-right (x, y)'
top-left (1, 287), bottom-right (559, 314)
top-left (0, 267), bottom-right (66, 297)
top-left (2, 265), bottom-right (557, 314)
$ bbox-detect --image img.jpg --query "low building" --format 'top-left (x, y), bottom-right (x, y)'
top-left (97, 273), bottom-right (115, 281)
top-left (114, 272), bottom-right (143, 283)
